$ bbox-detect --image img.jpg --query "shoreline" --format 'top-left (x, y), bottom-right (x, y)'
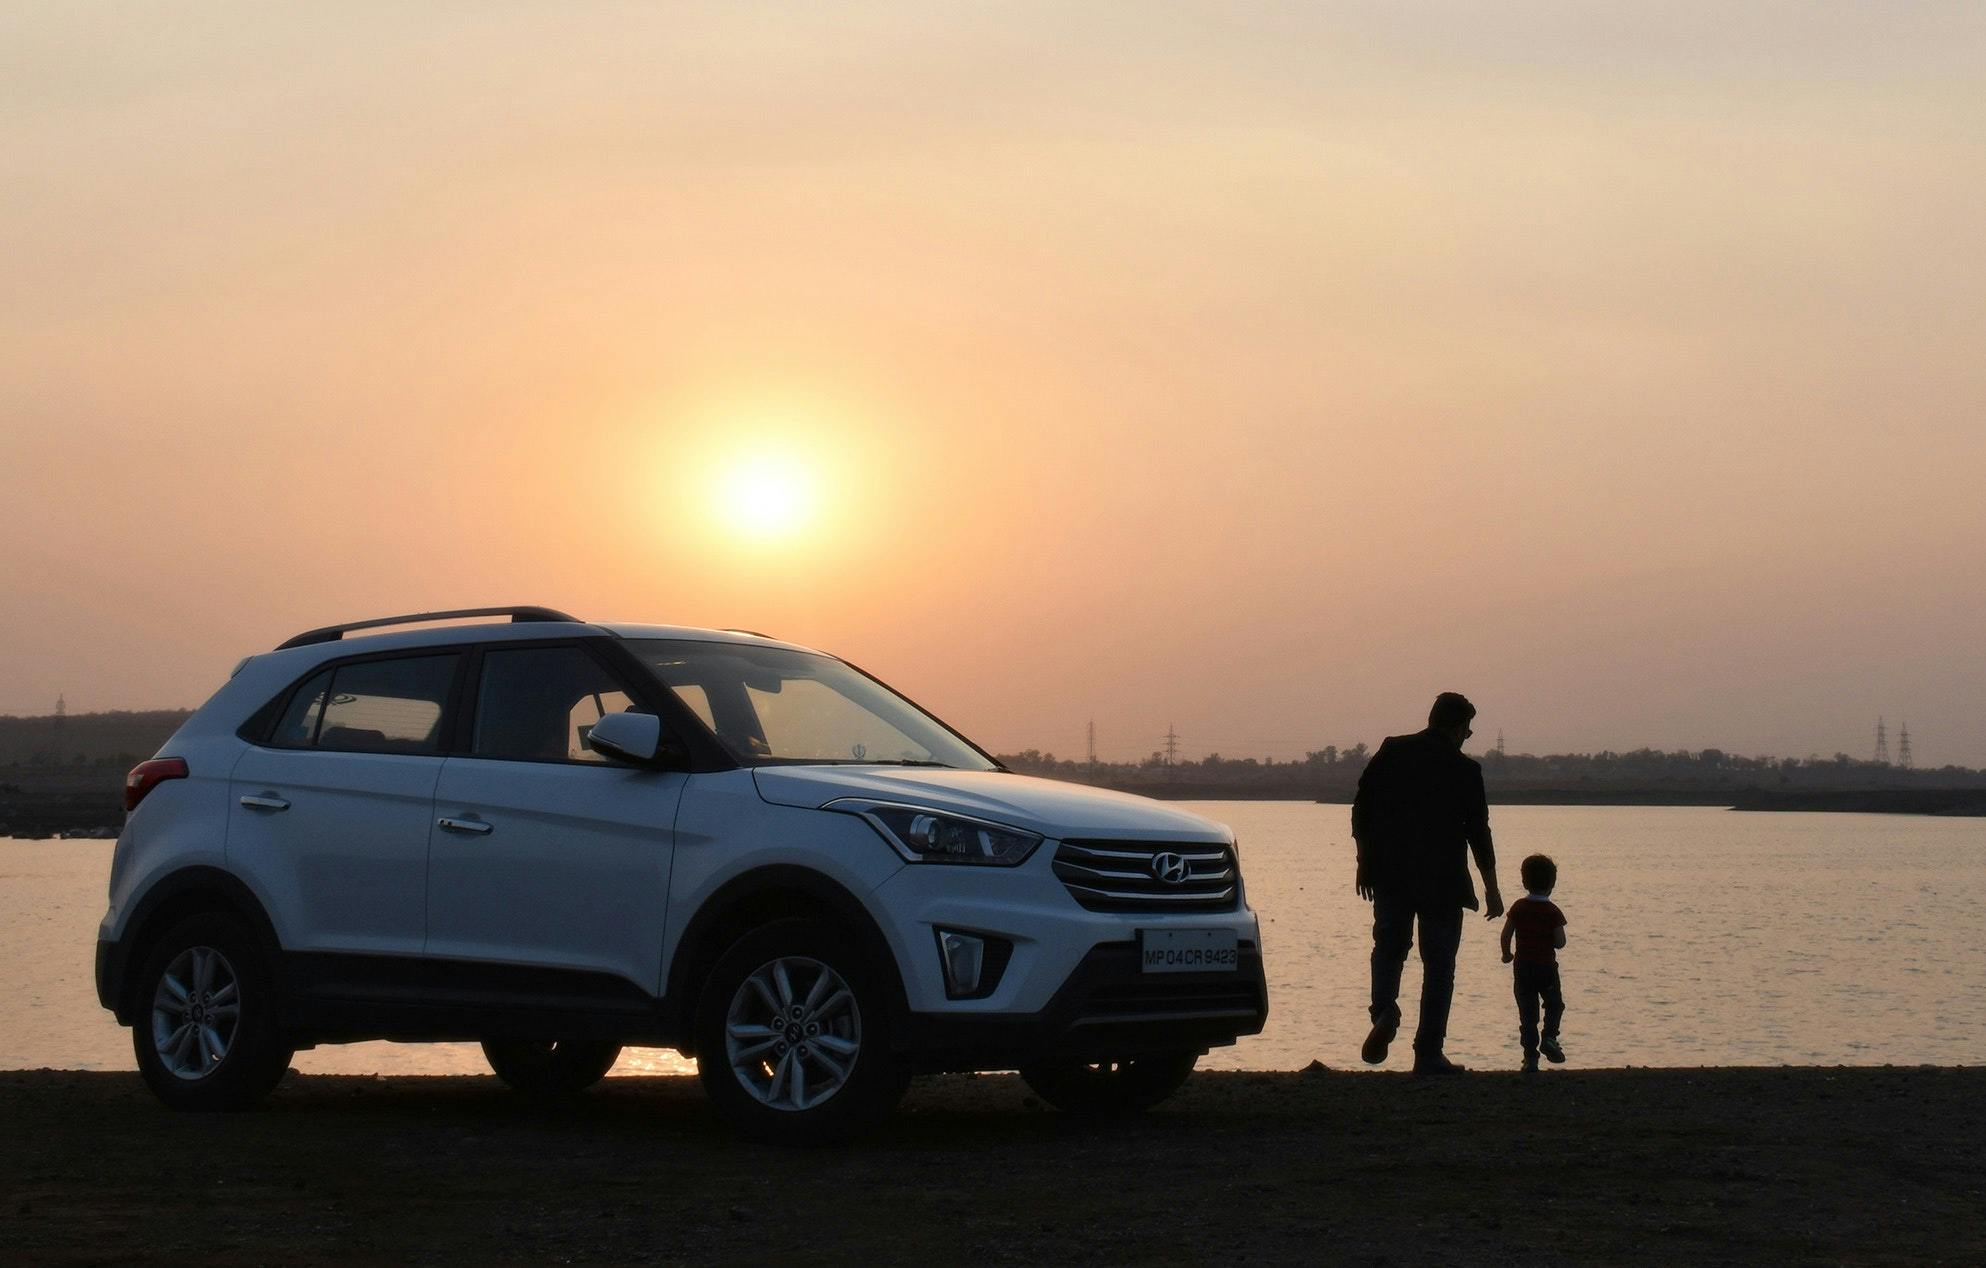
top-left (8, 776), bottom-right (1986, 841)
top-left (2, 1067), bottom-right (1979, 1263)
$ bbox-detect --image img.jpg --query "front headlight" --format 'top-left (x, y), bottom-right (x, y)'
top-left (832, 801), bottom-right (1043, 867)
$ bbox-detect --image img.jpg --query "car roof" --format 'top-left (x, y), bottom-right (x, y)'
top-left (257, 618), bottom-right (819, 666)
top-left (595, 623), bottom-right (821, 655)
top-left (181, 617), bottom-right (831, 747)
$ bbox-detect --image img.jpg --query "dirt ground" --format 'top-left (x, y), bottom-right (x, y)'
top-left (1, 1066), bottom-right (1980, 1265)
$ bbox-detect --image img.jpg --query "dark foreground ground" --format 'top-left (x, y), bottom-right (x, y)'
top-left (2, 1067), bottom-right (1981, 1265)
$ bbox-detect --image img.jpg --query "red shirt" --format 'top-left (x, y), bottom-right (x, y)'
top-left (1504, 897), bottom-right (1566, 965)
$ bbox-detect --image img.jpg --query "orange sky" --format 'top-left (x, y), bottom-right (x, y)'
top-left (4, 4), bottom-right (1984, 764)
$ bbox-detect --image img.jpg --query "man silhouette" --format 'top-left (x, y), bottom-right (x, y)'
top-left (1351, 692), bottom-right (1504, 1075)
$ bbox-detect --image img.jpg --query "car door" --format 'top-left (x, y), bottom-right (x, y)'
top-left (227, 651), bottom-right (462, 958)
top-left (426, 642), bottom-right (687, 996)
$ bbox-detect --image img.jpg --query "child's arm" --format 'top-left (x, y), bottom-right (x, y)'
top-left (1554, 909), bottom-right (1568, 949)
top-left (1500, 919), bottom-right (1515, 963)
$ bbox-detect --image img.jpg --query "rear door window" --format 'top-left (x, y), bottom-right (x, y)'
top-left (270, 654), bottom-right (460, 754)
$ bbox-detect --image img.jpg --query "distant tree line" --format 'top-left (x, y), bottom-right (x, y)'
top-left (997, 744), bottom-right (1986, 801)
top-left (0, 710), bottom-right (192, 768)
top-left (4, 707), bottom-right (1982, 802)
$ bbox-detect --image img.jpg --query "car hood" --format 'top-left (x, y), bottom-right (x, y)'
top-left (751, 767), bottom-right (1232, 842)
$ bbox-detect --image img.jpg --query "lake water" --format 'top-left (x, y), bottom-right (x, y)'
top-left (6, 804), bottom-right (1983, 1075)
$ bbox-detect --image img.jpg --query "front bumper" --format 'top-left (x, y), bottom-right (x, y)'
top-left (901, 941), bottom-right (1267, 1073)
top-left (868, 834), bottom-right (1261, 1015)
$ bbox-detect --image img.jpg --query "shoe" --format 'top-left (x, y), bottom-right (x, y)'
top-left (1521, 1055), bottom-right (1540, 1073)
top-left (1411, 1054), bottom-right (1466, 1077)
top-left (1540, 1037), bottom-right (1565, 1064)
top-left (1361, 1010), bottom-right (1400, 1066)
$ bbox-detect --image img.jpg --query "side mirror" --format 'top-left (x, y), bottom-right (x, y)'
top-left (586, 712), bottom-right (687, 769)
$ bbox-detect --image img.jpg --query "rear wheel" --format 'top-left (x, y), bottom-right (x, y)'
top-left (482, 1040), bottom-right (622, 1098)
top-left (694, 919), bottom-right (906, 1144)
top-left (131, 913), bottom-right (293, 1111)
top-left (1020, 1051), bottom-right (1199, 1116)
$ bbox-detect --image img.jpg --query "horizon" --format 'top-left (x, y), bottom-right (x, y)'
top-left (0, 698), bottom-right (1962, 773)
top-left (5, 4), bottom-right (1984, 763)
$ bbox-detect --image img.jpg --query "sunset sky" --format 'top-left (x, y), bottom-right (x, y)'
top-left (5, 3), bottom-right (1984, 764)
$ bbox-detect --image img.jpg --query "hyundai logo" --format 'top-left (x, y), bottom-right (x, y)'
top-left (1151, 852), bottom-right (1190, 885)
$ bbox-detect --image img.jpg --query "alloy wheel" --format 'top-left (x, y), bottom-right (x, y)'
top-left (724, 956), bottom-right (861, 1111)
top-left (150, 945), bottom-right (241, 1080)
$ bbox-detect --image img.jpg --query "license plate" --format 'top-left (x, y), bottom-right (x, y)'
top-left (1140, 928), bottom-right (1239, 973)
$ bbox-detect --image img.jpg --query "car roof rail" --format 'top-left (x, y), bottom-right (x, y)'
top-left (275, 606), bottom-right (583, 650)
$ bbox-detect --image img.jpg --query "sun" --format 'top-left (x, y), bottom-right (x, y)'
top-left (714, 449), bottom-right (819, 539)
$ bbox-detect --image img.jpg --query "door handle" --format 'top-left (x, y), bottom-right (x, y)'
top-left (437, 817), bottom-right (493, 835)
top-left (239, 795), bottom-right (290, 812)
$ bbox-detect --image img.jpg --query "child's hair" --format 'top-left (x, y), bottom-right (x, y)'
top-left (1520, 853), bottom-right (1557, 893)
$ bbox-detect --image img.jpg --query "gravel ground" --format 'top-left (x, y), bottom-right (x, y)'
top-left (1, 1066), bottom-right (1981, 1265)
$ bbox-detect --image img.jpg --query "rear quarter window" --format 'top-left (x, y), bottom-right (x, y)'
top-left (271, 669), bottom-right (332, 745)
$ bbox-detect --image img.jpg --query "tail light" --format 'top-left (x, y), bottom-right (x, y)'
top-left (124, 758), bottom-right (188, 812)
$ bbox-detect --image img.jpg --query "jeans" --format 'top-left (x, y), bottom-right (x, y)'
top-left (1513, 961), bottom-right (1564, 1058)
top-left (1369, 890), bottom-right (1464, 1058)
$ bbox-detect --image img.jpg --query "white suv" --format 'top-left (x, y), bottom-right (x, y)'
top-left (97, 607), bottom-right (1266, 1142)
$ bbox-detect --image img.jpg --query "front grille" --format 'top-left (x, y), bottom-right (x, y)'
top-left (1052, 839), bottom-right (1239, 912)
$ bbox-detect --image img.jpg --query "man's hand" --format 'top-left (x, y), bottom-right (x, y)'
top-left (1483, 887), bottom-right (1505, 921)
top-left (1355, 863), bottom-right (1374, 902)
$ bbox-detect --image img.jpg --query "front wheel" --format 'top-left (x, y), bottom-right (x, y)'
top-left (482, 1040), bottom-right (622, 1098)
top-left (1020, 1051), bottom-right (1199, 1116)
top-left (694, 919), bottom-right (906, 1145)
top-left (130, 913), bottom-right (293, 1111)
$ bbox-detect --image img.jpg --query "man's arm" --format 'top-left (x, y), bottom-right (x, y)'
top-left (1350, 740), bottom-right (1389, 901)
top-left (1465, 761), bottom-right (1503, 919)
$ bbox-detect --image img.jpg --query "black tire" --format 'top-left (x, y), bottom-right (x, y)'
top-left (481, 1040), bottom-right (622, 1098)
top-left (1020, 1051), bottom-right (1200, 1116)
top-left (693, 918), bottom-right (906, 1145)
top-left (130, 912), bottom-right (293, 1111)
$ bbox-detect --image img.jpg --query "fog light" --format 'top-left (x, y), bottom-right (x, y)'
top-left (937, 929), bottom-right (985, 997)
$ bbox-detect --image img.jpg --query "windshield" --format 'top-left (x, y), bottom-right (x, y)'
top-left (628, 639), bottom-right (999, 771)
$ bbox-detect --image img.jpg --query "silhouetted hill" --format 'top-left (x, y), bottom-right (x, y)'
top-left (997, 744), bottom-right (1986, 809)
top-left (0, 710), bottom-right (191, 837)
top-left (0, 709), bottom-right (191, 768)
top-left (8, 709), bottom-right (1986, 837)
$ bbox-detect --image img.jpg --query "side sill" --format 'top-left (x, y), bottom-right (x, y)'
top-left (274, 952), bottom-right (680, 1048)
